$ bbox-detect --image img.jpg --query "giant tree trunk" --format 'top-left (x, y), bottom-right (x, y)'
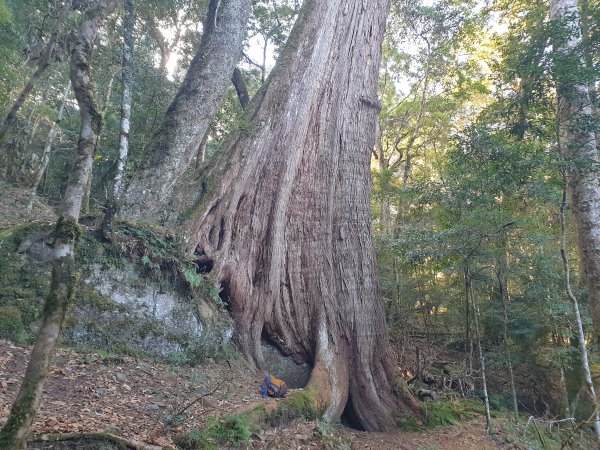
top-left (122, 0), bottom-right (252, 221)
top-left (0, 2), bottom-right (118, 448)
top-left (550, 0), bottom-right (600, 342)
top-left (181, 0), bottom-right (420, 431)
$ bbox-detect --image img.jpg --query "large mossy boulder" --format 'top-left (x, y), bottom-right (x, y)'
top-left (0, 222), bottom-right (233, 363)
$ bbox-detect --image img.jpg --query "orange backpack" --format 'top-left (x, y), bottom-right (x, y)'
top-left (260, 374), bottom-right (288, 398)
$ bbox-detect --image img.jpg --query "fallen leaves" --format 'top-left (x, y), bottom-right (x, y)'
top-left (0, 340), bottom-right (498, 449)
top-left (0, 340), bottom-right (260, 447)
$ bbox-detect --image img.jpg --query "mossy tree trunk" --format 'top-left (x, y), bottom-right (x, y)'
top-left (0, 1), bottom-right (118, 448)
top-left (122, 0), bottom-right (252, 222)
top-left (181, 0), bottom-right (421, 431)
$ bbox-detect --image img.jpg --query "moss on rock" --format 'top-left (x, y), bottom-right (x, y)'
top-left (0, 305), bottom-right (27, 343)
top-left (1, 220), bottom-right (233, 361)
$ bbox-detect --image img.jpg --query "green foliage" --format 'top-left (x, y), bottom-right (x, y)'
top-left (396, 415), bottom-right (422, 432)
top-left (183, 266), bottom-right (203, 289)
top-left (174, 414), bottom-right (255, 449)
top-left (250, 0), bottom-right (300, 58)
top-left (0, 0), bottom-right (10, 24)
top-left (314, 420), bottom-right (351, 450)
top-left (497, 417), bottom-right (597, 450)
top-left (141, 254), bottom-right (160, 271)
top-left (0, 305), bottom-right (27, 343)
top-left (269, 386), bottom-right (320, 425)
top-left (0, 222), bottom-right (53, 343)
top-left (424, 398), bottom-right (484, 427)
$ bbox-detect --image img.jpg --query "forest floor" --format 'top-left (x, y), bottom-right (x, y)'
top-left (0, 340), bottom-right (509, 450)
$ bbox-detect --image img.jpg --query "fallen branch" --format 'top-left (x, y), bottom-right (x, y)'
top-left (560, 408), bottom-right (600, 449)
top-left (174, 384), bottom-right (220, 417)
top-left (29, 432), bottom-right (162, 450)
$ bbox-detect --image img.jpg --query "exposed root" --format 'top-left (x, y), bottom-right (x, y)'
top-left (28, 432), bottom-right (163, 450)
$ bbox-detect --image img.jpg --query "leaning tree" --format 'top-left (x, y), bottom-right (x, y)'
top-left (122, 0), bottom-right (252, 221)
top-left (0, 0), bottom-right (119, 448)
top-left (178, 0), bottom-right (421, 430)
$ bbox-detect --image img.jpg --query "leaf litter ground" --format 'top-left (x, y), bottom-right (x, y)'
top-left (0, 340), bottom-right (502, 449)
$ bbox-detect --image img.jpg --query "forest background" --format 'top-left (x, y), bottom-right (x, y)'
top-left (0, 0), bottom-right (600, 448)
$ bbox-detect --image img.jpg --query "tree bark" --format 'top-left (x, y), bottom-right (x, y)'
top-left (496, 230), bottom-right (519, 421)
top-left (550, 0), bottom-right (600, 342)
top-left (122, 0), bottom-right (252, 221)
top-left (231, 67), bottom-right (250, 110)
top-left (103, 0), bottom-right (135, 234)
top-left (28, 80), bottom-right (72, 211)
top-left (0, 2), bottom-right (118, 448)
top-left (469, 272), bottom-right (492, 432)
top-left (181, 0), bottom-right (421, 431)
top-left (559, 183), bottom-right (600, 439)
top-left (0, 0), bottom-right (72, 143)
top-left (580, 0), bottom-right (599, 150)
top-left (82, 70), bottom-right (115, 214)
top-left (559, 366), bottom-right (572, 419)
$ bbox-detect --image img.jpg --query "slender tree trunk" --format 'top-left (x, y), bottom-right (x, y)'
top-left (550, 0), bottom-right (600, 342)
top-left (500, 283), bottom-right (519, 421)
top-left (559, 183), bottom-right (600, 440)
top-left (24, 114), bottom-right (42, 156)
top-left (560, 365), bottom-right (572, 419)
top-left (469, 273), bottom-right (492, 432)
top-left (464, 266), bottom-right (473, 372)
top-left (181, 0), bottom-right (421, 431)
top-left (28, 80), bottom-right (71, 210)
top-left (376, 138), bottom-right (393, 235)
top-left (261, 35), bottom-right (268, 83)
top-left (82, 71), bottom-right (115, 214)
top-left (0, 2), bottom-right (118, 448)
top-left (122, 0), bottom-right (252, 221)
top-left (400, 42), bottom-right (431, 188)
top-left (103, 0), bottom-right (135, 235)
top-left (0, 0), bottom-right (72, 143)
top-left (496, 230), bottom-right (519, 421)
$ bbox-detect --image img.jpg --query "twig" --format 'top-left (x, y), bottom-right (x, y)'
top-left (174, 384), bottom-right (220, 417)
top-left (561, 408), bottom-right (600, 449)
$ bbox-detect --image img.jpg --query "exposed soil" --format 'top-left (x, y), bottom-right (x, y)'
top-left (0, 340), bottom-right (504, 449)
top-left (347, 424), bottom-right (499, 450)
